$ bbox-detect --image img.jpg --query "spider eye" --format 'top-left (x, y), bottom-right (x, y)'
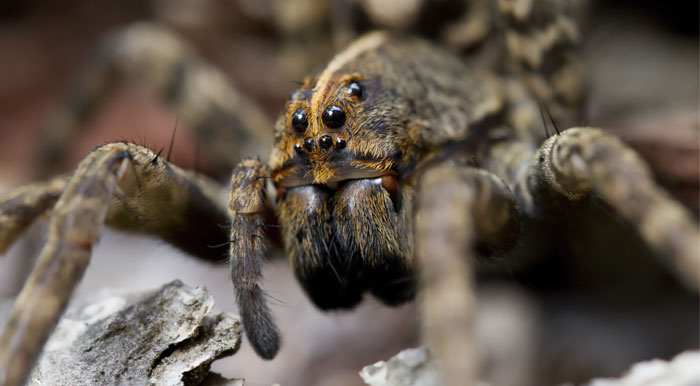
top-left (291, 109), bottom-right (308, 133)
top-left (319, 135), bottom-right (333, 150)
top-left (347, 82), bottom-right (363, 99)
top-left (322, 105), bottom-right (346, 128)
top-left (303, 137), bottom-right (315, 152)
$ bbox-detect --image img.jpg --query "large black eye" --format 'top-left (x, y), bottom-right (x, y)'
top-left (322, 105), bottom-right (346, 128)
top-left (347, 82), bottom-right (363, 99)
top-left (291, 109), bottom-right (308, 133)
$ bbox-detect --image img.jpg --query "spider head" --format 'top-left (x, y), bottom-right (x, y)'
top-left (269, 68), bottom-right (415, 191)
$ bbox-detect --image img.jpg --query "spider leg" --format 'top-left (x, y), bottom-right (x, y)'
top-left (36, 22), bottom-right (272, 178)
top-left (496, 0), bottom-right (588, 127)
top-left (228, 160), bottom-right (280, 359)
top-left (0, 142), bottom-right (231, 386)
top-left (415, 165), bottom-right (520, 386)
top-left (0, 145), bottom-right (131, 386)
top-left (515, 127), bottom-right (699, 290)
top-left (0, 176), bottom-right (68, 254)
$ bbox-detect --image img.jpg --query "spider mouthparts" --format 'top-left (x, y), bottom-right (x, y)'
top-left (320, 172), bottom-right (400, 209)
top-left (324, 181), bottom-right (340, 190)
top-left (380, 173), bottom-right (399, 206)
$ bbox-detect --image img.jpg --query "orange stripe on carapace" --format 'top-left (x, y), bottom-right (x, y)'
top-left (308, 32), bottom-right (388, 136)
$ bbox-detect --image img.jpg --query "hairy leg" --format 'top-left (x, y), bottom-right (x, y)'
top-left (415, 165), bottom-right (519, 386)
top-left (496, 0), bottom-right (588, 127)
top-left (0, 176), bottom-right (67, 253)
top-left (36, 22), bottom-right (272, 178)
top-left (0, 142), bottom-right (230, 386)
top-left (228, 159), bottom-right (280, 360)
top-left (0, 145), bottom-right (131, 386)
top-left (515, 128), bottom-right (699, 290)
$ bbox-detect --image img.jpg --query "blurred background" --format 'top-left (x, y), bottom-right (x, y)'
top-left (0, 1), bottom-right (697, 385)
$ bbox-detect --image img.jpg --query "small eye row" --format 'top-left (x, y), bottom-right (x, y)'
top-left (290, 81), bottom-right (364, 134)
top-left (294, 135), bottom-right (347, 153)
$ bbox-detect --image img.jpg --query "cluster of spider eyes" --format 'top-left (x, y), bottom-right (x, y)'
top-left (290, 82), bottom-right (363, 152)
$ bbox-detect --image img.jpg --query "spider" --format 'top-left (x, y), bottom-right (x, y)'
top-left (0, 1), bottom-right (698, 385)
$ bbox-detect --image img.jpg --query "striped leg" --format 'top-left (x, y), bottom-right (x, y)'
top-left (228, 160), bottom-right (280, 359)
top-left (0, 142), bottom-right (230, 386)
top-left (0, 177), bottom-right (68, 254)
top-left (505, 127), bottom-right (700, 290)
top-left (497, 0), bottom-right (588, 127)
top-left (36, 22), bottom-right (272, 179)
top-left (415, 165), bottom-right (520, 386)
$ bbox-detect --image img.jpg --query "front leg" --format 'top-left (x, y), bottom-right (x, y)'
top-left (0, 143), bottom-right (231, 386)
top-left (0, 145), bottom-right (131, 386)
top-left (228, 160), bottom-right (280, 359)
top-left (519, 127), bottom-right (700, 290)
top-left (0, 176), bottom-right (68, 254)
top-left (415, 165), bottom-right (520, 386)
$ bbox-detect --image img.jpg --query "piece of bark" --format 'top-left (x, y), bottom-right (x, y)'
top-left (359, 347), bottom-right (493, 386)
top-left (28, 280), bottom-right (242, 386)
top-left (582, 351), bottom-right (700, 386)
top-left (360, 348), bottom-right (445, 386)
top-left (361, 348), bottom-right (700, 386)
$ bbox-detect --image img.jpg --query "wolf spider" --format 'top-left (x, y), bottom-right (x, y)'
top-left (1, 1), bottom-right (699, 385)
